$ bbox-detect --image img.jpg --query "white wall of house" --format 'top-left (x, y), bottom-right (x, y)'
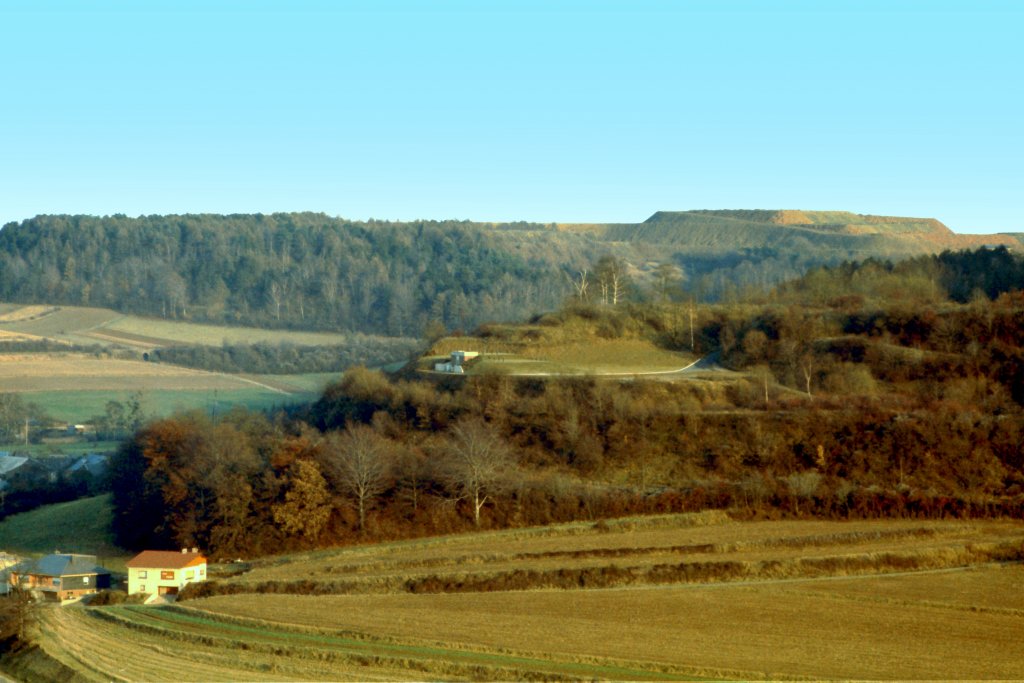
top-left (127, 562), bottom-right (207, 595)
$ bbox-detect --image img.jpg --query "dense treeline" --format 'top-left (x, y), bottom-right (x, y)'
top-left (149, 338), bottom-right (420, 375)
top-left (0, 213), bottom-right (569, 335)
top-left (110, 289), bottom-right (1024, 557)
top-left (6, 214), bottom-right (1007, 340)
top-left (775, 246), bottom-right (1024, 306)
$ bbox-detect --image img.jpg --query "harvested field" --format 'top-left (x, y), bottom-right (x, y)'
top-left (192, 564), bottom-right (1024, 680)
top-left (0, 306), bottom-right (120, 340)
top-left (0, 305), bottom-right (59, 323)
top-left (30, 603), bottom-right (697, 681)
top-left (103, 316), bottom-right (352, 347)
top-left (0, 329), bottom-right (48, 343)
top-left (0, 302), bottom-right (387, 350)
top-left (20, 515), bottom-right (1024, 680)
top-left (0, 354), bottom-right (267, 392)
top-left (228, 515), bottom-right (1024, 592)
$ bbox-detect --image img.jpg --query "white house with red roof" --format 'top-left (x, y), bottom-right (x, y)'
top-left (126, 549), bottom-right (207, 596)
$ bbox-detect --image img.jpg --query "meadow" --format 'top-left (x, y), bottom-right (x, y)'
top-left (0, 304), bottom-right (356, 350)
top-left (20, 388), bottom-right (316, 423)
top-left (426, 333), bottom-right (698, 376)
top-left (0, 303), bottom-right (351, 422)
top-left (11, 512), bottom-right (1022, 681)
top-left (0, 494), bottom-right (124, 561)
top-left (0, 354), bottom-right (320, 421)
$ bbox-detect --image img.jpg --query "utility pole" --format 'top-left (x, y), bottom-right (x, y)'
top-left (688, 300), bottom-right (696, 351)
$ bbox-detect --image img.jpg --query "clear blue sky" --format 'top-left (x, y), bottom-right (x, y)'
top-left (1, 0), bottom-right (1021, 233)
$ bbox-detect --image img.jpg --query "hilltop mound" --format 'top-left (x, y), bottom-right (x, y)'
top-left (630, 210), bottom-right (1016, 252)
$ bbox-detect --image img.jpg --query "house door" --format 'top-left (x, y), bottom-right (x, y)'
top-left (158, 586), bottom-right (179, 595)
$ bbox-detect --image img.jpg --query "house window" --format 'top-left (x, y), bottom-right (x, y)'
top-left (139, 570), bottom-right (148, 579)
top-left (199, 568), bottom-right (206, 577)
top-left (140, 585), bottom-right (146, 593)
top-left (160, 571), bottom-right (174, 580)
top-left (185, 570), bottom-right (194, 580)
top-left (84, 576), bottom-right (90, 585)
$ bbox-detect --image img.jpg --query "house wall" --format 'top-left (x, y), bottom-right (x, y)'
top-left (128, 563), bottom-right (207, 595)
top-left (10, 572), bottom-right (108, 600)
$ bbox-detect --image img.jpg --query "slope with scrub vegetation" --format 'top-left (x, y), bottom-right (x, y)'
top-left (97, 248), bottom-right (1024, 561)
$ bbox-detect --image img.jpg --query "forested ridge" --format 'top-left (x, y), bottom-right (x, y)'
top-left (0, 213), bottom-right (569, 335)
top-left (109, 248), bottom-right (1024, 556)
top-left (3, 211), bottom-right (1015, 338)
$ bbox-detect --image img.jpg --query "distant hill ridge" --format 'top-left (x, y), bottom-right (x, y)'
top-left (626, 210), bottom-right (1016, 251)
top-left (0, 210), bottom-right (1019, 332)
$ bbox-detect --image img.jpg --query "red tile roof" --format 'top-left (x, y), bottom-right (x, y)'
top-left (126, 550), bottom-right (207, 569)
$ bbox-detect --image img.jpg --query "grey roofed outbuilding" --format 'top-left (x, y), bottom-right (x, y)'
top-left (9, 553), bottom-right (111, 578)
top-left (0, 455), bottom-right (28, 476)
top-left (66, 454), bottom-right (109, 477)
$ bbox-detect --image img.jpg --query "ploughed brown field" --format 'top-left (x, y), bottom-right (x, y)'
top-left (19, 514), bottom-right (1024, 681)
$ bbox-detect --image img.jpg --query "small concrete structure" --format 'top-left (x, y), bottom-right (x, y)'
top-left (434, 350), bottom-right (480, 374)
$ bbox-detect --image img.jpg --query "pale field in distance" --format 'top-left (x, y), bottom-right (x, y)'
top-left (0, 305), bottom-right (60, 322)
top-left (102, 315), bottom-right (352, 347)
top-left (0, 354), bottom-right (273, 392)
top-left (0, 303), bottom-right (356, 349)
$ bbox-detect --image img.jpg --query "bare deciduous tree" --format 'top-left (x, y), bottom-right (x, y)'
top-left (799, 351), bottom-right (815, 398)
top-left (595, 255), bottom-right (628, 306)
top-left (326, 426), bottom-right (394, 533)
top-left (785, 470), bottom-right (822, 516)
top-left (568, 268), bottom-right (590, 302)
top-left (439, 419), bottom-right (512, 527)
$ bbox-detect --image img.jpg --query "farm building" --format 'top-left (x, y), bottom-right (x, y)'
top-left (434, 350), bottom-right (480, 373)
top-left (0, 552), bottom-right (20, 595)
top-left (126, 548), bottom-right (207, 596)
top-left (65, 453), bottom-right (109, 478)
top-left (7, 553), bottom-right (111, 602)
top-left (0, 455), bottom-right (28, 478)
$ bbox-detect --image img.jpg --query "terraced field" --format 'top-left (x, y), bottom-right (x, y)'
top-left (21, 514), bottom-right (1024, 680)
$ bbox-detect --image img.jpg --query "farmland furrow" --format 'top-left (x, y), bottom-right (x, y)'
top-left (315, 524), bottom-right (964, 577)
top-left (103, 604), bottom-right (703, 681)
top-left (43, 607), bottom-right (289, 682)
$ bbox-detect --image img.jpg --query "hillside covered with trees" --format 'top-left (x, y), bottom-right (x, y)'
top-left (108, 248), bottom-right (1024, 557)
top-left (1, 211), bottom-right (1016, 338)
